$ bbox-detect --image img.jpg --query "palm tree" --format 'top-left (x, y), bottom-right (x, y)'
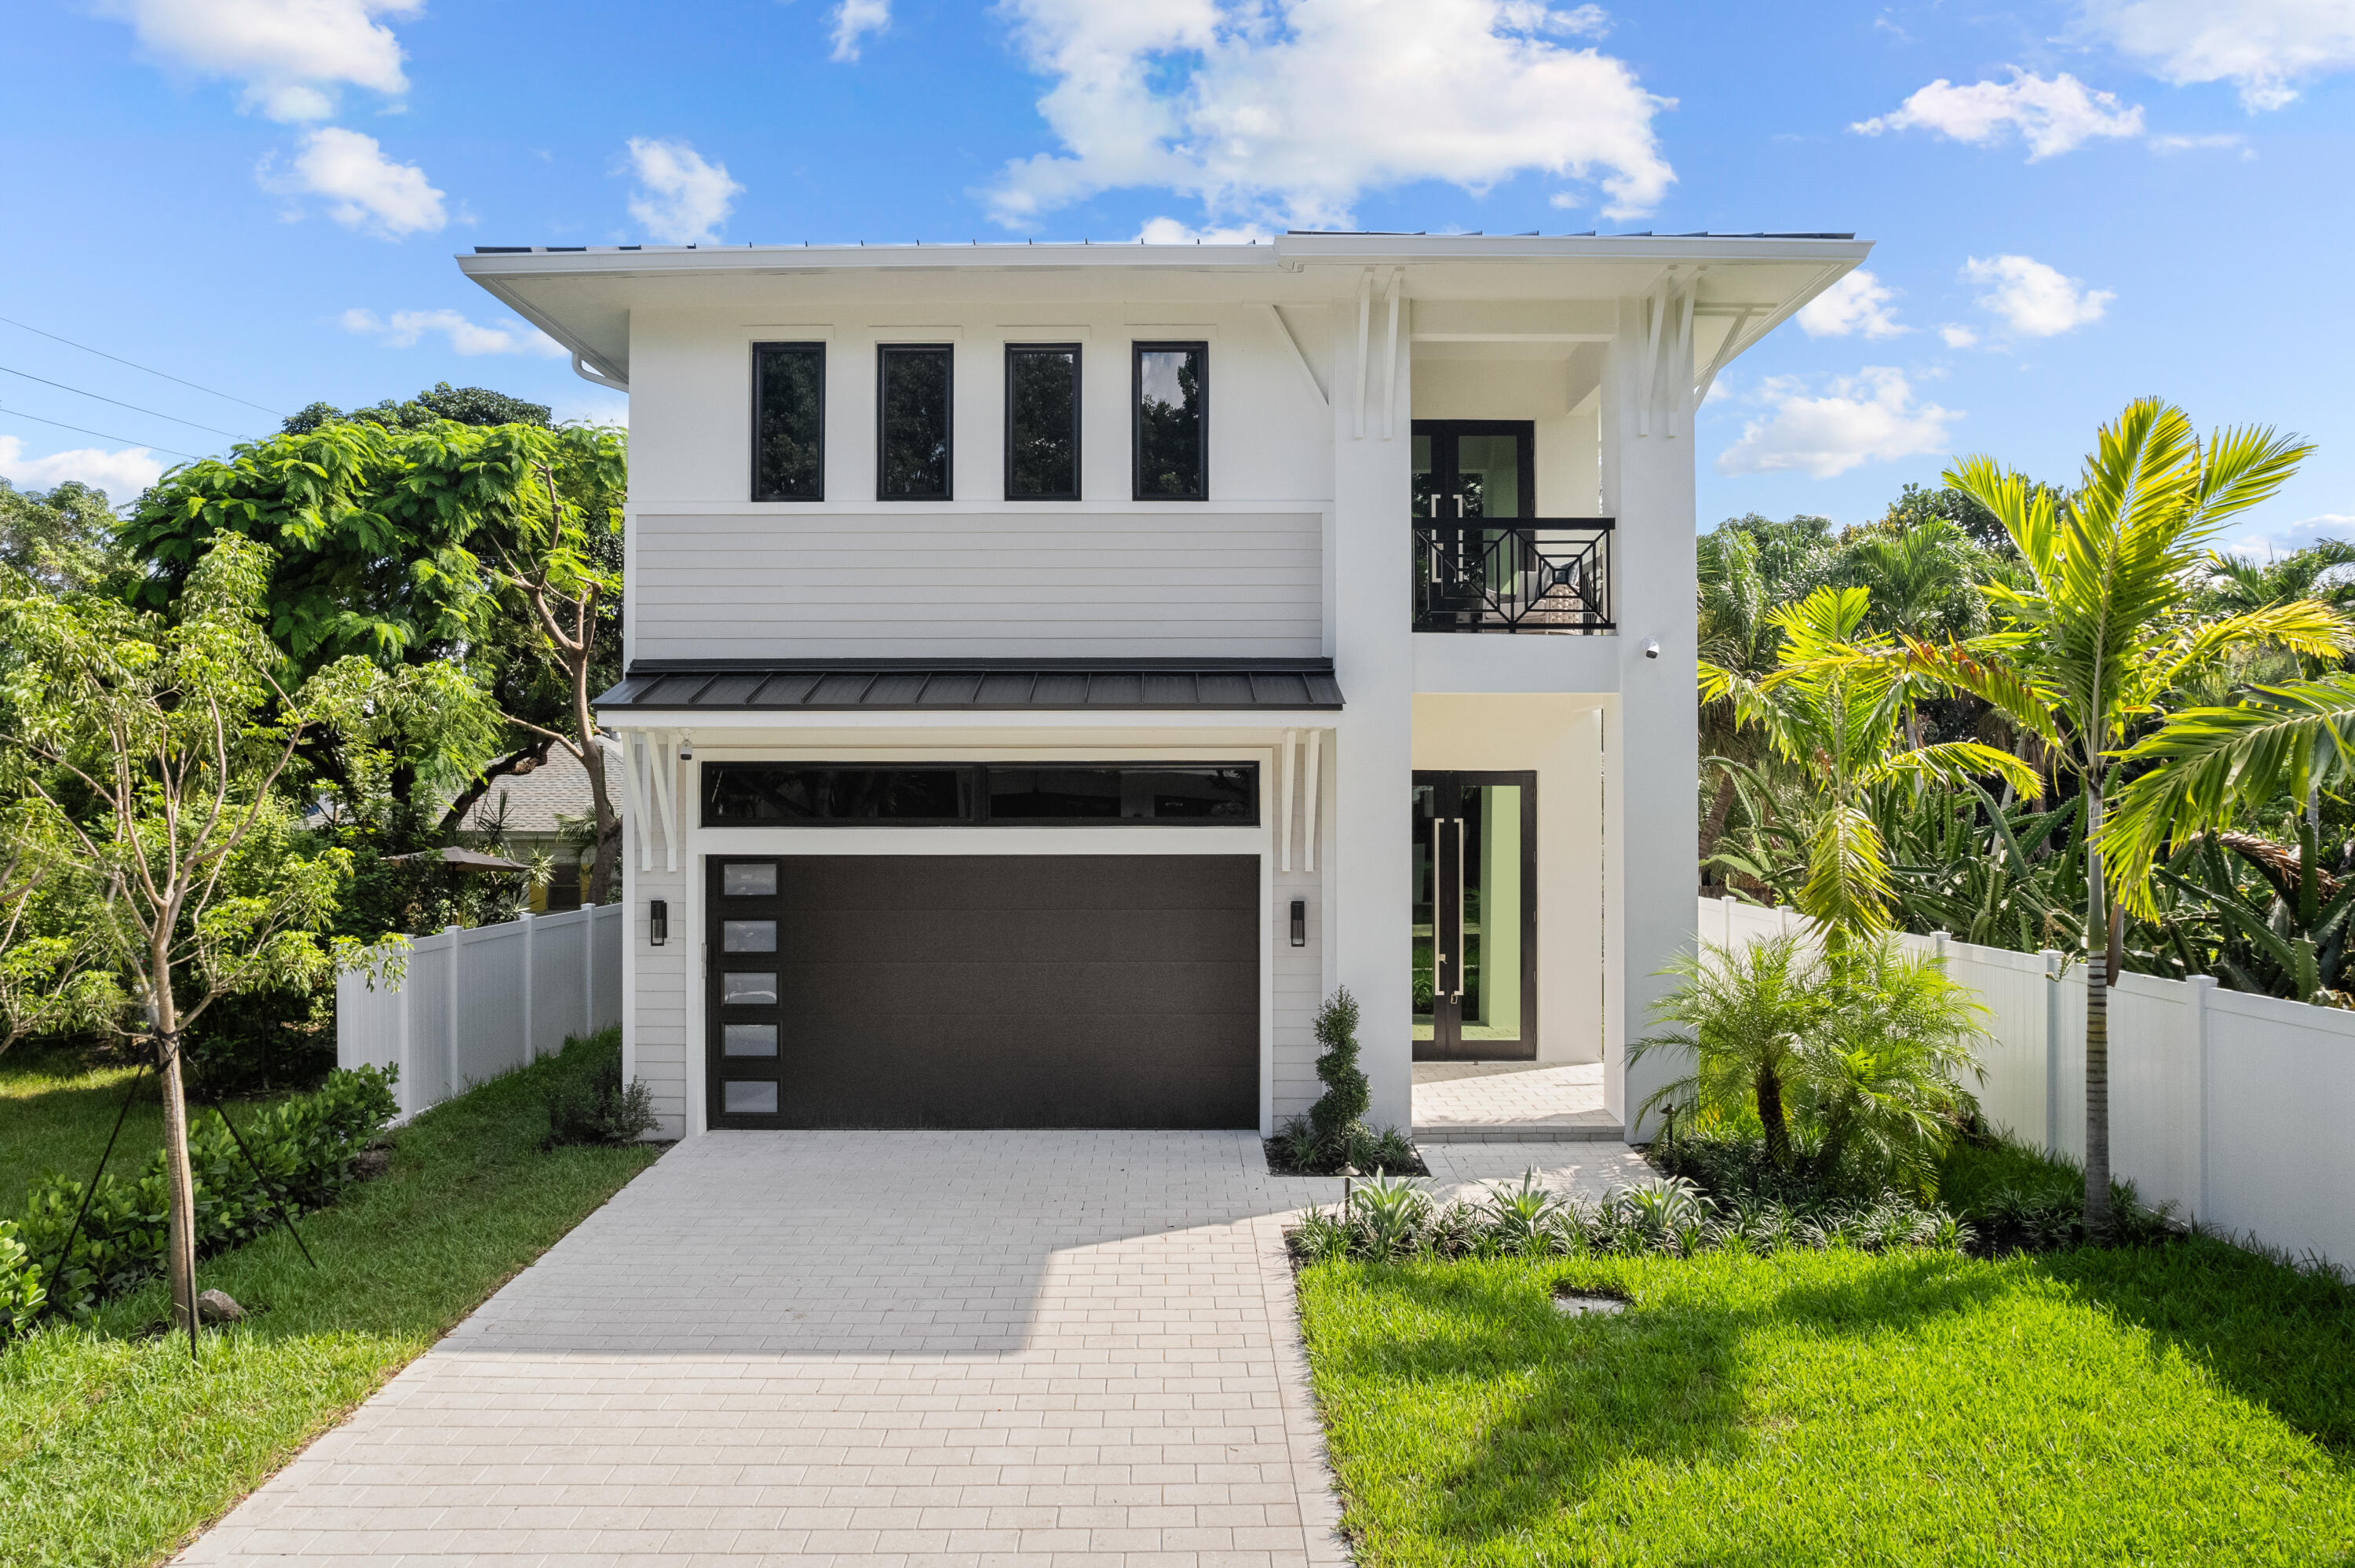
top-left (1704, 584), bottom-right (2039, 944)
top-left (1892, 399), bottom-right (2343, 1236)
top-left (1633, 930), bottom-right (1988, 1190)
top-left (1634, 931), bottom-right (1827, 1166)
top-left (1696, 520), bottom-right (1833, 877)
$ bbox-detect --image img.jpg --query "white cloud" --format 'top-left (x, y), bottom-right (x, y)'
top-left (2220, 515), bottom-right (2355, 560)
top-left (1796, 269), bottom-right (1905, 339)
top-left (0, 436), bottom-right (168, 501)
top-left (1939, 323), bottom-right (1980, 348)
top-left (831, 0), bottom-right (890, 60)
top-left (341, 308), bottom-right (568, 358)
top-left (1963, 253), bottom-right (2114, 337)
top-left (265, 126), bottom-right (446, 235)
top-left (98, 0), bottom-right (424, 121)
top-left (2081, 0), bottom-right (2355, 110)
top-left (1136, 216), bottom-right (1272, 243)
top-left (623, 137), bottom-right (743, 244)
top-left (2149, 130), bottom-right (2254, 154)
top-left (988, 0), bottom-right (1674, 229)
top-left (1851, 68), bottom-right (2143, 159)
top-left (1714, 368), bottom-right (1960, 480)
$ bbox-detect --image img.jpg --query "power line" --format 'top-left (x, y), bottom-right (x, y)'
top-left (0, 363), bottom-right (248, 439)
top-left (0, 314), bottom-right (283, 418)
top-left (0, 405), bottom-right (199, 461)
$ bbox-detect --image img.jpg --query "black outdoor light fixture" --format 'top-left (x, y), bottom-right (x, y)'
top-left (649, 899), bottom-right (668, 946)
top-left (1290, 899), bottom-right (1306, 947)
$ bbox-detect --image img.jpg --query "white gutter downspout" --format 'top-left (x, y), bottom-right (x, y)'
top-left (571, 352), bottom-right (627, 393)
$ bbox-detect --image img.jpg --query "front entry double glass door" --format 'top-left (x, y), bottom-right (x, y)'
top-left (1412, 771), bottom-right (1537, 1060)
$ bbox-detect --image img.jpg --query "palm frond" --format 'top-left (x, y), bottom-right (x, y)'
top-left (2102, 674), bottom-right (2355, 903)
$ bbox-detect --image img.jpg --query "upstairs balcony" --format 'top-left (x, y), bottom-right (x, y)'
top-left (1411, 517), bottom-right (1615, 634)
top-left (1411, 413), bottom-right (1611, 635)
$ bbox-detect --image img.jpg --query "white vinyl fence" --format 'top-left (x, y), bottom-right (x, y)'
top-left (1700, 896), bottom-right (2355, 1272)
top-left (337, 905), bottom-right (625, 1118)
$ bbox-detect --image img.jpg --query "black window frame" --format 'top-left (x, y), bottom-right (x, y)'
top-left (1003, 342), bottom-right (1083, 501)
top-left (703, 762), bottom-right (975, 826)
top-left (875, 342), bottom-right (955, 501)
top-left (1132, 340), bottom-right (1208, 501)
top-left (750, 341), bottom-right (827, 503)
top-left (700, 761), bottom-right (1258, 828)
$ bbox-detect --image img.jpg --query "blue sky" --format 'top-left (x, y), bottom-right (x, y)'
top-left (5, 0), bottom-right (2352, 548)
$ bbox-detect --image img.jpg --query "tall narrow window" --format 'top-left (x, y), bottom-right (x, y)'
top-left (1005, 345), bottom-right (1081, 500)
top-left (753, 342), bottom-right (825, 501)
top-left (1133, 341), bottom-right (1207, 500)
top-left (878, 344), bottom-right (952, 500)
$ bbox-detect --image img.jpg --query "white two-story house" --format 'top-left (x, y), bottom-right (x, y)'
top-left (458, 232), bottom-right (1865, 1141)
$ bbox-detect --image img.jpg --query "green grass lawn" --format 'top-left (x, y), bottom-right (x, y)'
top-left (0, 1031), bottom-right (663, 1568)
top-left (1298, 1242), bottom-right (2355, 1568)
top-left (4, 1047), bottom-right (215, 1219)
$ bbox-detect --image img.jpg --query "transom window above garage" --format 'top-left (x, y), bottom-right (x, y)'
top-left (702, 762), bottom-right (1258, 826)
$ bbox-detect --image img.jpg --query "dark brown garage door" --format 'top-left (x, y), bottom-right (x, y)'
top-left (706, 855), bottom-right (1259, 1129)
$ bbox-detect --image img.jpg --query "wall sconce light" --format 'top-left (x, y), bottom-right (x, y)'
top-left (1290, 899), bottom-right (1306, 947)
top-left (649, 899), bottom-right (668, 946)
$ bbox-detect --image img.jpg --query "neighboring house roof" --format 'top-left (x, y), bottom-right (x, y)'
top-left (386, 847), bottom-right (532, 872)
top-left (595, 658), bottom-right (1345, 713)
top-left (470, 741), bottom-right (623, 835)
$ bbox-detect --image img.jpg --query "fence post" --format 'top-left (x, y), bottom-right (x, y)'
top-left (1930, 930), bottom-right (1951, 968)
top-left (2041, 949), bottom-right (2063, 1157)
top-left (519, 910), bottom-right (536, 1060)
top-left (584, 903), bottom-right (597, 1038)
top-left (2189, 974), bottom-right (2217, 1224)
top-left (444, 924), bottom-right (462, 1100)
top-left (396, 954), bottom-right (414, 1118)
top-left (1777, 904), bottom-right (1797, 939)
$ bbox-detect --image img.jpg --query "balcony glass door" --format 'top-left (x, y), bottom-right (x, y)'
top-left (1412, 770), bottom-right (1537, 1061)
top-left (1413, 421), bottom-right (1535, 625)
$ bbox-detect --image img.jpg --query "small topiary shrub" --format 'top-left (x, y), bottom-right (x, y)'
top-left (1309, 988), bottom-right (1369, 1147)
top-left (543, 1034), bottom-right (659, 1148)
top-left (1267, 990), bottom-right (1421, 1176)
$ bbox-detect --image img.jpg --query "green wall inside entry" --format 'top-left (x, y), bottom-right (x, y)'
top-left (1470, 785), bottom-right (1521, 1038)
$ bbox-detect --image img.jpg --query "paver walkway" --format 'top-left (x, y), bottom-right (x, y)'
top-left (1412, 1061), bottom-right (1619, 1141)
top-left (182, 1132), bottom-right (1649, 1567)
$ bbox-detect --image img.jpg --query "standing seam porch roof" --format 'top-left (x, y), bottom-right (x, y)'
top-left (595, 659), bottom-right (1345, 713)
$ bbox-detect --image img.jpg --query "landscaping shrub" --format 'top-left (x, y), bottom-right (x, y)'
top-left (0, 1064), bottom-right (398, 1333)
top-left (542, 1030), bottom-right (658, 1148)
top-left (1270, 989), bottom-right (1420, 1176)
top-left (1289, 1168), bottom-right (1967, 1265)
top-left (1634, 933), bottom-right (1990, 1198)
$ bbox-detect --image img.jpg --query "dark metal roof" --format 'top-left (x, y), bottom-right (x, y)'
top-left (596, 658), bottom-right (1345, 713)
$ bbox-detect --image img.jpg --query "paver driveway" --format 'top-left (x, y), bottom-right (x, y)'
top-left (181, 1131), bottom-right (1650, 1566)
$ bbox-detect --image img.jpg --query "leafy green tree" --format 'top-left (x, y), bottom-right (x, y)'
top-left (0, 478), bottom-right (130, 593)
top-left (1897, 399), bottom-right (2344, 1236)
top-left (0, 534), bottom-right (386, 1344)
top-left (118, 419), bottom-right (624, 849)
top-left (1705, 585), bottom-right (2039, 943)
top-left (280, 381), bottom-right (553, 435)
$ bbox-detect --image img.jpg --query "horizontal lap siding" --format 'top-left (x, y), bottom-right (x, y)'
top-left (633, 511), bottom-right (1323, 661)
top-left (630, 800), bottom-right (692, 1137)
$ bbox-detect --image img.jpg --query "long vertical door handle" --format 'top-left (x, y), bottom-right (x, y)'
top-left (1449, 815), bottom-right (1466, 999)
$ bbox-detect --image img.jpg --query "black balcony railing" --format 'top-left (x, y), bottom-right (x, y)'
top-left (1411, 518), bottom-right (1614, 633)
